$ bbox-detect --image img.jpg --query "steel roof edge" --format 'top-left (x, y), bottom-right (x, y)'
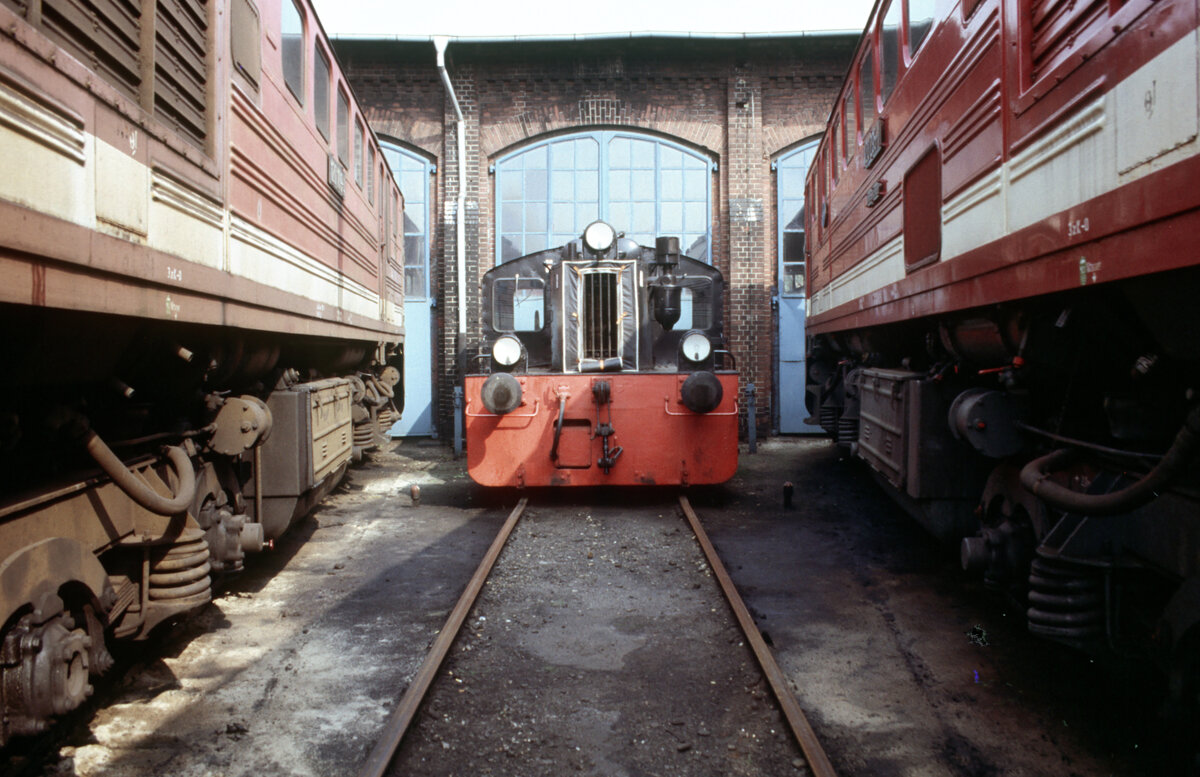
top-left (327, 29), bottom-right (861, 44)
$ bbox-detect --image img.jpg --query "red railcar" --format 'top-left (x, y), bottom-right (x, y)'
top-left (0, 0), bottom-right (402, 742)
top-left (805, 0), bottom-right (1200, 730)
top-left (466, 222), bottom-right (738, 487)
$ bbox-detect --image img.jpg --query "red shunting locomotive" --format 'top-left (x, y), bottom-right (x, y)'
top-left (466, 221), bottom-right (738, 487)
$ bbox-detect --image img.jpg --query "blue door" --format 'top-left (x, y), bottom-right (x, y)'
top-left (777, 142), bottom-right (822, 433)
top-left (383, 144), bottom-right (435, 437)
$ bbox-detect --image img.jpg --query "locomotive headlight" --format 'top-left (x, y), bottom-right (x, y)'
top-left (681, 331), bottom-right (712, 363)
top-left (583, 220), bottom-right (616, 254)
top-left (492, 335), bottom-right (523, 367)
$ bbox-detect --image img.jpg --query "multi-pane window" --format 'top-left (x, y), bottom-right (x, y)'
top-left (609, 136), bottom-right (710, 260)
top-left (281, 0), bottom-right (304, 103)
top-left (496, 131), bottom-right (711, 265)
top-left (382, 143), bottom-right (432, 300)
top-left (336, 88), bottom-right (349, 165)
top-left (777, 142), bottom-right (817, 296)
top-left (881, 0), bottom-right (902, 105)
top-left (499, 137), bottom-right (600, 260)
top-left (314, 45), bottom-right (330, 139)
top-left (909, 0), bottom-right (937, 54)
top-left (354, 120), bottom-right (364, 187)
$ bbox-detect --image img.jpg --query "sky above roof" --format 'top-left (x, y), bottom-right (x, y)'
top-left (309, 0), bottom-right (877, 39)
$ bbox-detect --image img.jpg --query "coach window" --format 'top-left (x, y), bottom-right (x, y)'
top-left (281, 0), bottom-right (304, 104)
top-left (354, 119), bottom-right (365, 188)
top-left (231, 0), bottom-right (261, 88)
top-left (909, 0), bottom-right (936, 55)
top-left (337, 87), bottom-right (349, 166)
top-left (314, 45), bottom-right (331, 139)
top-left (880, 0), bottom-right (901, 105)
top-left (859, 50), bottom-right (876, 127)
top-left (777, 141), bottom-right (816, 295)
top-left (843, 87), bottom-right (857, 158)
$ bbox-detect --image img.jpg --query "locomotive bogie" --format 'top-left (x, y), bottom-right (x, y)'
top-left (0, 0), bottom-right (403, 744)
top-left (804, 0), bottom-right (1200, 718)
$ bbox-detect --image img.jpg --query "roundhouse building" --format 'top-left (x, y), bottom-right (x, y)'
top-left (331, 33), bottom-right (856, 441)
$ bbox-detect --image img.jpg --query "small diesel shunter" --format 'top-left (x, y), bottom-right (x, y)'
top-left (466, 221), bottom-right (738, 487)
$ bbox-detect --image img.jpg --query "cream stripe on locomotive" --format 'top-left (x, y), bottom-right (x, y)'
top-left (811, 31), bottom-right (1200, 319)
top-left (0, 72), bottom-right (384, 324)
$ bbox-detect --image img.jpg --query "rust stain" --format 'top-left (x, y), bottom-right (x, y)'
top-left (32, 263), bottom-right (45, 306)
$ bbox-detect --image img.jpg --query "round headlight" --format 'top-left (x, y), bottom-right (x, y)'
top-left (583, 221), bottom-right (616, 254)
top-left (492, 335), bottom-right (523, 367)
top-left (681, 331), bottom-right (712, 363)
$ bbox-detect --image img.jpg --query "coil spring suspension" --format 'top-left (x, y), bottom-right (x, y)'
top-left (1027, 557), bottom-right (1105, 642)
top-left (837, 415), bottom-right (859, 445)
top-left (148, 528), bottom-right (212, 605)
top-left (819, 406), bottom-right (839, 437)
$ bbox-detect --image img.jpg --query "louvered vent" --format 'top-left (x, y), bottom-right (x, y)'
top-left (582, 271), bottom-right (619, 360)
top-left (1029, 0), bottom-right (1113, 82)
top-left (154, 0), bottom-right (208, 146)
top-left (41, 0), bottom-right (143, 102)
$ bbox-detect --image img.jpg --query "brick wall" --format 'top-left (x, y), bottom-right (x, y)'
top-left (335, 36), bottom-right (854, 440)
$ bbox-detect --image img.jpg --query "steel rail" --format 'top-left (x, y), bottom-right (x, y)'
top-left (678, 494), bottom-right (838, 777)
top-left (357, 497), bottom-right (529, 777)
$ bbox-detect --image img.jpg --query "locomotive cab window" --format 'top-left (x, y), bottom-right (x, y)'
top-left (337, 87), bottom-right (350, 166)
top-left (355, 119), bottom-right (365, 188)
top-left (880, 0), bottom-right (902, 105)
top-left (281, 0), bottom-right (305, 104)
top-left (494, 277), bottom-right (546, 332)
top-left (859, 50), bottom-right (876, 127)
top-left (909, 0), bottom-right (937, 55)
top-left (231, 0), bottom-right (262, 89)
top-left (314, 45), bottom-right (331, 140)
top-left (368, 146), bottom-right (376, 205)
top-left (843, 87), bottom-right (857, 158)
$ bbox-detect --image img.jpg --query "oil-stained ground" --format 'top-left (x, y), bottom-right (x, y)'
top-left (2, 438), bottom-right (1171, 776)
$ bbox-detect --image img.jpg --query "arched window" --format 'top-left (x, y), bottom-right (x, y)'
top-left (381, 143), bottom-right (433, 300)
top-left (776, 141), bottom-right (817, 296)
top-left (495, 131), bottom-right (712, 264)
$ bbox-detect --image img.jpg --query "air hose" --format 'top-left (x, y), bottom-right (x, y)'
top-left (1020, 404), bottom-right (1200, 515)
top-left (84, 431), bottom-right (196, 516)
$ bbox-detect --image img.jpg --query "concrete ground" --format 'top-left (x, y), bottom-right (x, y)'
top-left (2, 437), bottom-right (1170, 776)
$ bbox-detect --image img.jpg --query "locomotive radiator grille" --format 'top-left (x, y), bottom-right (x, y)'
top-left (582, 271), bottom-right (619, 360)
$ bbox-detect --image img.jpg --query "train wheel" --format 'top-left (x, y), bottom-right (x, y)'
top-left (0, 594), bottom-right (94, 743)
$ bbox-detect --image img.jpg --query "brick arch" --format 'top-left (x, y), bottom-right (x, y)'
top-left (481, 105), bottom-right (723, 160)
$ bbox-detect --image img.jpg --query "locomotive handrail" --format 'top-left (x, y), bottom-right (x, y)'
top-left (662, 399), bottom-right (739, 417)
top-left (464, 399), bottom-right (541, 418)
top-left (549, 395), bottom-right (567, 462)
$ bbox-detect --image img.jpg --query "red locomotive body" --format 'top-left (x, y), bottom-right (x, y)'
top-left (806, 0), bottom-right (1200, 733)
top-left (466, 223), bottom-right (738, 487)
top-left (0, 0), bottom-right (402, 741)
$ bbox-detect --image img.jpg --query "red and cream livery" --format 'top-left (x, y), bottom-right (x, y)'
top-left (0, 0), bottom-right (402, 742)
top-left (805, 0), bottom-right (1200, 729)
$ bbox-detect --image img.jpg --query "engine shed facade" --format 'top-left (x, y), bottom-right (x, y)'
top-left (332, 34), bottom-right (856, 441)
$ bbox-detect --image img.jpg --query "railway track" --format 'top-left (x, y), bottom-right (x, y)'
top-left (360, 494), bottom-right (836, 777)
